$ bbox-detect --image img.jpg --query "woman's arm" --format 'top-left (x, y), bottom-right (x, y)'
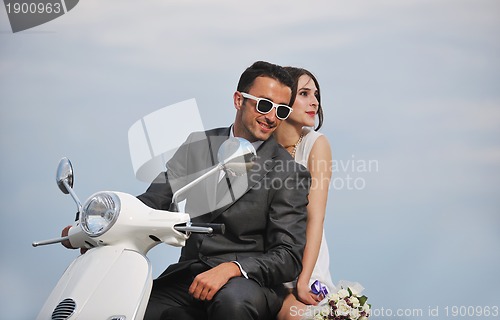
top-left (296, 135), bottom-right (332, 305)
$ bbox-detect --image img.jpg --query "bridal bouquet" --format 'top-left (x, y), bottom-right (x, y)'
top-left (306, 281), bottom-right (371, 320)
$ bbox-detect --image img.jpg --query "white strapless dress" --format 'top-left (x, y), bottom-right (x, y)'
top-left (294, 127), bottom-right (334, 293)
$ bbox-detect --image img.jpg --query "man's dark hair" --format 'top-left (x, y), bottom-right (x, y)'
top-left (237, 61), bottom-right (296, 107)
top-left (284, 66), bottom-right (324, 131)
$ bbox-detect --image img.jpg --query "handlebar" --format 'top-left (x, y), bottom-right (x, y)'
top-left (174, 223), bottom-right (225, 235)
top-left (33, 222), bottom-right (226, 248)
top-left (32, 236), bottom-right (70, 247)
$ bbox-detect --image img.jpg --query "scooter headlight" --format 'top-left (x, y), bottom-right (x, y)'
top-left (81, 192), bottom-right (120, 237)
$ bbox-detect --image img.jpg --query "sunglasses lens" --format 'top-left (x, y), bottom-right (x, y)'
top-left (256, 100), bottom-right (273, 114)
top-left (276, 106), bottom-right (291, 119)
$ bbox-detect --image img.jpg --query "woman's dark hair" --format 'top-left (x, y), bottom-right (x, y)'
top-left (283, 67), bottom-right (324, 131)
top-left (237, 61), bottom-right (296, 107)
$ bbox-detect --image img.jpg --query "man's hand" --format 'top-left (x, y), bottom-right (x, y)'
top-left (61, 225), bottom-right (87, 254)
top-left (61, 225), bottom-right (74, 249)
top-left (189, 262), bottom-right (241, 301)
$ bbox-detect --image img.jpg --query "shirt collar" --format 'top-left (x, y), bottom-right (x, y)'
top-left (230, 124), bottom-right (264, 151)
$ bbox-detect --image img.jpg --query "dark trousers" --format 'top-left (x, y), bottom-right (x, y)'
top-left (144, 262), bottom-right (281, 320)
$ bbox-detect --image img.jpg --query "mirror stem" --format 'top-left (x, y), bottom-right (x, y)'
top-left (63, 179), bottom-right (83, 213)
top-left (170, 164), bottom-right (222, 212)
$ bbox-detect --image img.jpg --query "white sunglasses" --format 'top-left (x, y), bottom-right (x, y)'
top-left (240, 92), bottom-right (293, 120)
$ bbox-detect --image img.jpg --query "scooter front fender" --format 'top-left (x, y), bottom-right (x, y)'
top-left (37, 246), bottom-right (152, 320)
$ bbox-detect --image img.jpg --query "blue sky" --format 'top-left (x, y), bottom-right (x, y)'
top-left (1, 1), bottom-right (499, 319)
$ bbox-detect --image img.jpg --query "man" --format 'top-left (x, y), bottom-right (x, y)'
top-left (70, 61), bottom-right (310, 319)
top-left (140, 61), bottom-right (310, 320)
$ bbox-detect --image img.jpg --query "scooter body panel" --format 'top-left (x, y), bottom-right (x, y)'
top-left (37, 246), bottom-right (152, 320)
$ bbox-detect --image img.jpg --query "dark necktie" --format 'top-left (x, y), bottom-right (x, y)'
top-left (216, 169), bottom-right (235, 204)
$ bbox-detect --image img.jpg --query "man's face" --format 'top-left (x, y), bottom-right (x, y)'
top-left (233, 76), bottom-right (292, 142)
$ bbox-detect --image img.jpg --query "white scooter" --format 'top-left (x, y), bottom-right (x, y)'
top-left (33, 137), bottom-right (256, 320)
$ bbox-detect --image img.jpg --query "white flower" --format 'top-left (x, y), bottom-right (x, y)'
top-left (349, 296), bottom-right (360, 308)
top-left (362, 303), bottom-right (371, 314)
top-left (327, 293), bottom-right (340, 303)
top-left (319, 305), bottom-right (331, 317)
top-left (350, 307), bottom-right (361, 319)
top-left (313, 314), bottom-right (324, 320)
top-left (347, 284), bottom-right (364, 296)
top-left (359, 317), bottom-right (369, 320)
top-left (338, 288), bottom-right (349, 299)
top-left (335, 299), bottom-right (351, 317)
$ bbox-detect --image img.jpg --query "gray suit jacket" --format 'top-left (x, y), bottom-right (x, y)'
top-left (138, 127), bottom-right (310, 288)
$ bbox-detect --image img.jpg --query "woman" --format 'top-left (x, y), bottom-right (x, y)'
top-left (275, 67), bottom-right (334, 320)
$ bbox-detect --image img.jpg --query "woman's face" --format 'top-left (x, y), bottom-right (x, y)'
top-left (288, 75), bottom-right (319, 128)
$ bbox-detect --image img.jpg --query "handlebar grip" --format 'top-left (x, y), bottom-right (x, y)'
top-left (190, 223), bottom-right (225, 234)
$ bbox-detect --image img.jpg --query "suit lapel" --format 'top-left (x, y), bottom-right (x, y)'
top-left (210, 136), bottom-right (281, 221)
top-left (205, 128), bottom-right (231, 212)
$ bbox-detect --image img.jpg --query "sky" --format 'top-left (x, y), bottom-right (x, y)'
top-left (1, 1), bottom-right (499, 319)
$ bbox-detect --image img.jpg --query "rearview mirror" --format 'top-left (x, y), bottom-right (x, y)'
top-left (56, 157), bottom-right (74, 194)
top-left (217, 137), bottom-right (256, 175)
top-left (169, 137), bottom-right (257, 212)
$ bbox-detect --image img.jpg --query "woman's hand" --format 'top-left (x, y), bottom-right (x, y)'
top-left (296, 279), bottom-right (321, 306)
